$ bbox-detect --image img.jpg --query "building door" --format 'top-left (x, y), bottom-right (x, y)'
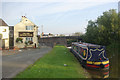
top-left (2, 39), bottom-right (5, 49)
top-left (9, 37), bottom-right (14, 49)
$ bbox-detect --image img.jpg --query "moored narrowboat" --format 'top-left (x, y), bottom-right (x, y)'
top-left (71, 42), bottom-right (109, 77)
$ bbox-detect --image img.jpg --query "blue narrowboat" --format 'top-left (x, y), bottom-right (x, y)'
top-left (71, 42), bottom-right (109, 70)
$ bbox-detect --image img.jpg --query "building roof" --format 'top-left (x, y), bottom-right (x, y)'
top-left (0, 19), bottom-right (8, 26)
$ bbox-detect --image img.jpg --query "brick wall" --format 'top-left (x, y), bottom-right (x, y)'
top-left (38, 37), bottom-right (67, 47)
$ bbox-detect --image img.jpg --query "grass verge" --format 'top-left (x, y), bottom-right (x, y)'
top-left (15, 45), bottom-right (89, 78)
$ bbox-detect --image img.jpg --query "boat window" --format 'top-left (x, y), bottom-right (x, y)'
top-left (82, 49), bottom-right (87, 58)
top-left (77, 47), bottom-right (79, 52)
top-left (79, 47), bottom-right (82, 55)
top-left (78, 47), bottom-right (80, 54)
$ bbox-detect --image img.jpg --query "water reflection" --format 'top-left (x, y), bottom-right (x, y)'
top-left (85, 68), bottom-right (109, 78)
top-left (108, 54), bottom-right (119, 78)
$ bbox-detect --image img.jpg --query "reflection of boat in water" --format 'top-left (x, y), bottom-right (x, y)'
top-left (70, 42), bottom-right (109, 78)
top-left (85, 67), bottom-right (109, 78)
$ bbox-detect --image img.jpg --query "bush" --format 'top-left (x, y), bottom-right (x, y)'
top-left (28, 41), bottom-right (33, 44)
top-left (16, 37), bottom-right (23, 43)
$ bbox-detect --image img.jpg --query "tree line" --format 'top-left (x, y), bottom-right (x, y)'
top-left (81, 9), bottom-right (120, 46)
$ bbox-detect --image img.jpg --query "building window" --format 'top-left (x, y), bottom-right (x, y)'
top-left (3, 29), bottom-right (6, 32)
top-left (26, 26), bottom-right (33, 30)
top-left (26, 37), bottom-right (33, 42)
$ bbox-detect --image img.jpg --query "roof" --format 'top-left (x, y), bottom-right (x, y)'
top-left (73, 42), bottom-right (103, 48)
top-left (0, 19), bottom-right (8, 26)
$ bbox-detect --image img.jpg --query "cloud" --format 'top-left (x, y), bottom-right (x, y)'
top-left (1, 0), bottom-right (118, 34)
top-left (30, 1), bottom-right (117, 16)
top-left (2, 0), bottom-right (118, 17)
top-left (2, 1), bottom-right (117, 25)
top-left (2, 0), bottom-right (119, 2)
top-left (3, 1), bottom-right (116, 17)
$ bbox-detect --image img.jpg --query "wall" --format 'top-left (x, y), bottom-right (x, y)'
top-left (38, 36), bottom-right (82, 47)
top-left (38, 37), bottom-right (67, 47)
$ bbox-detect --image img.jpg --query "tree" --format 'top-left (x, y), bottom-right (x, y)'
top-left (59, 34), bottom-right (65, 36)
top-left (84, 9), bottom-right (119, 46)
top-left (85, 20), bottom-right (99, 44)
top-left (97, 9), bottom-right (119, 45)
top-left (72, 32), bottom-right (83, 36)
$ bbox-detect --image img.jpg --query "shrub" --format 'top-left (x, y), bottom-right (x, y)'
top-left (28, 41), bottom-right (33, 44)
top-left (16, 37), bottom-right (23, 43)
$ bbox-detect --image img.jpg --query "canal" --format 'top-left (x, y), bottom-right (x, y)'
top-left (107, 48), bottom-right (119, 78)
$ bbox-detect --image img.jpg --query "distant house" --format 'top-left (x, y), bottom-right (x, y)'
top-left (0, 19), bottom-right (9, 49)
top-left (14, 16), bottom-right (38, 48)
top-left (41, 32), bottom-right (54, 38)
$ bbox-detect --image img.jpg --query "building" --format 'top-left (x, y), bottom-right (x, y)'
top-left (14, 16), bottom-right (38, 48)
top-left (41, 32), bottom-right (54, 38)
top-left (0, 34), bottom-right (2, 49)
top-left (9, 26), bottom-right (14, 48)
top-left (0, 19), bottom-right (9, 49)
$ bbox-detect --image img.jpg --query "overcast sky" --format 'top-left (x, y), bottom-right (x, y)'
top-left (1, 0), bottom-right (119, 34)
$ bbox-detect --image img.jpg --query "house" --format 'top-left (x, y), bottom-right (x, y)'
top-left (0, 19), bottom-right (9, 49)
top-left (41, 32), bottom-right (54, 38)
top-left (14, 16), bottom-right (38, 48)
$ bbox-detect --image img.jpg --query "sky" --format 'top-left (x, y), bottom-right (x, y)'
top-left (1, 0), bottom-right (119, 35)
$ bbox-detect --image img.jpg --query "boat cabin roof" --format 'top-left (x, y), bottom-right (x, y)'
top-left (72, 42), bottom-right (103, 48)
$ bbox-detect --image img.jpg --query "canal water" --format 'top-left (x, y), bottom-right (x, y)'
top-left (107, 50), bottom-right (119, 78)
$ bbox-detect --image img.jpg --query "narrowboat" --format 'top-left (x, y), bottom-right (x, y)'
top-left (71, 42), bottom-right (109, 78)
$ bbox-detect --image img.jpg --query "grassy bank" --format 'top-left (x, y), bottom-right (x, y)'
top-left (15, 45), bottom-right (89, 78)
